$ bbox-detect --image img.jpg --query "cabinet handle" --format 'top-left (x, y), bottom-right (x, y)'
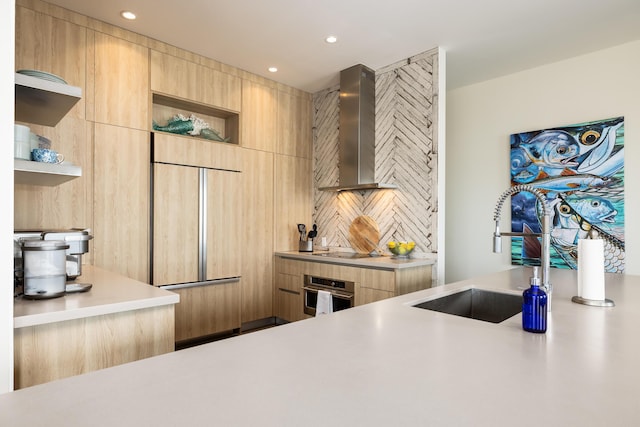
top-left (161, 277), bottom-right (240, 290)
top-left (278, 287), bottom-right (300, 295)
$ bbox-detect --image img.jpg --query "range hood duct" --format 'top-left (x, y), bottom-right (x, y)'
top-left (319, 64), bottom-right (396, 192)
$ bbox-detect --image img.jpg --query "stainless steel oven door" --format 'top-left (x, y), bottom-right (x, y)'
top-left (302, 285), bottom-right (354, 316)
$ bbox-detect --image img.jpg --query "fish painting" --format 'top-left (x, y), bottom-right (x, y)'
top-left (509, 117), bottom-right (625, 273)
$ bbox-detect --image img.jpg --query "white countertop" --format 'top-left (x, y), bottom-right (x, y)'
top-left (2, 267), bottom-right (639, 426)
top-left (276, 250), bottom-right (437, 269)
top-left (14, 266), bottom-right (179, 328)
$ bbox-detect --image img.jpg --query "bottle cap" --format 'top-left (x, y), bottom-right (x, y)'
top-left (530, 266), bottom-right (541, 287)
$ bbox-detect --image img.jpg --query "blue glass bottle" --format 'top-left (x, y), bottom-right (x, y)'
top-left (522, 267), bottom-right (547, 333)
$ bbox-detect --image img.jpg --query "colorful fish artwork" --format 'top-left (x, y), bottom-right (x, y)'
top-left (509, 117), bottom-right (625, 273)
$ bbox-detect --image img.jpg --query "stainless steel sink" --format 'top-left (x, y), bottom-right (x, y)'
top-left (413, 288), bottom-right (522, 323)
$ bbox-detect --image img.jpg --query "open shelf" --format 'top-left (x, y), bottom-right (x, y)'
top-left (152, 93), bottom-right (240, 145)
top-left (15, 73), bottom-right (82, 127)
top-left (14, 159), bottom-right (82, 186)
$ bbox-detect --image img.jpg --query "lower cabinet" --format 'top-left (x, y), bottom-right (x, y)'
top-left (275, 256), bottom-right (433, 322)
top-left (171, 279), bottom-right (241, 343)
top-left (14, 305), bottom-right (174, 389)
top-left (274, 273), bottom-right (306, 322)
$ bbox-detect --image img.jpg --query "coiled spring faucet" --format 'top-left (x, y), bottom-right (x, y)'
top-left (493, 184), bottom-right (553, 310)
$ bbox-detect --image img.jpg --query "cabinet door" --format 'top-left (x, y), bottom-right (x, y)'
top-left (93, 124), bottom-right (150, 283)
top-left (241, 80), bottom-right (277, 151)
top-left (173, 280), bottom-right (240, 342)
top-left (276, 90), bottom-right (312, 158)
top-left (241, 149), bottom-right (274, 323)
top-left (150, 50), bottom-right (241, 112)
top-left (275, 273), bottom-right (305, 322)
top-left (153, 163), bottom-right (200, 286)
top-left (92, 32), bottom-right (149, 130)
top-left (205, 168), bottom-right (242, 280)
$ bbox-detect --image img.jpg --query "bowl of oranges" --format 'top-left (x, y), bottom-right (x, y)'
top-left (387, 241), bottom-right (416, 258)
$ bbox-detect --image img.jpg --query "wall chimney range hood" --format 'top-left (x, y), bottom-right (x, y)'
top-left (319, 64), bottom-right (397, 192)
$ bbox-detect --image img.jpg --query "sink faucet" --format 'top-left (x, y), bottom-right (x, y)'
top-left (493, 184), bottom-right (552, 311)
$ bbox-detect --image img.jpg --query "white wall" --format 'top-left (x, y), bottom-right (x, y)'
top-left (1, 1), bottom-right (15, 393)
top-left (445, 40), bottom-right (640, 283)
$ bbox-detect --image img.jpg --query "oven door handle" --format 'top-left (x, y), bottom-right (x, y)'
top-left (302, 286), bottom-right (354, 299)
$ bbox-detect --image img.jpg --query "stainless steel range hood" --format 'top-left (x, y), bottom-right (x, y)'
top-left (319, 64), bottom-right (397, 192)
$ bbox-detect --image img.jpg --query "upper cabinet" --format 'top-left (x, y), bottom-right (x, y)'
top-left (276, 89), bottom-right (312, 159)
top-left (150, 51), bottom-right (241, 145)
top-left (91, 32), bottom-right (149, 130)
top-left (150, 50), bottom-right (241, 113)
top-left (241, 80), bottom-right (277, 151)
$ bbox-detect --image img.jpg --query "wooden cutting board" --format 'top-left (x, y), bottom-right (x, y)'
top-left (348, 215), bottom-right (381, 254)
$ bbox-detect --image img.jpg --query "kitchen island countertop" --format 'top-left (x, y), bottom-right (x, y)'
top-left (2, 267), bottom-right (639, 426)
top-left (14, 265), bottom-right (179, 328)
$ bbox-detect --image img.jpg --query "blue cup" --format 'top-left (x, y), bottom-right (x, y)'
top-left (31, 148), bottom-right (64, 164)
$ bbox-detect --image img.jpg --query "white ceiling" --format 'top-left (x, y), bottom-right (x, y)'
top-left (44, 0), bottom-right (640, 93)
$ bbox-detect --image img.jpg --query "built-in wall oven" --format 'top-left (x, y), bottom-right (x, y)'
top-left (303, 275), bottom-right (354, 316)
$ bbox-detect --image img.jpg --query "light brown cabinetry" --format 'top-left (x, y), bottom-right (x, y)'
top-left (241, 149), bottom-right (274, 323)
top-left (241, 80), bottom-right (277, 151)
top-left (274, 273), bottom-right (306, 323)
top-left (152, 133), bottom-right (243, 341)
top-left (15, 5), bottom-right (86, 120)
top-left (150, 50), bottom-right (242, 113)
top-left (14, 304), bottom-right (174, 389)
top-left (275, 256), bottom-right (433, 322)
top-left (93, 124), bottom-right (150, 283)
top-left (171, 280), bottom-right (240, 342)
top-left (276, 90), bottom-right (312, 158)
top-left (274, 155), bottom-right (313, 252)
top-left (152, 162), bottom-right (199, 285)
top-left (91, 32), bottom-right (149, 130)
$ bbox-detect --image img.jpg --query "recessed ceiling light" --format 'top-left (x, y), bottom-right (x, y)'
top-left (325, 35), bottom-right (338, 44)
top-left (268, 67), bottom-right (278, 73)
top-left (120, 10), bottom-right (136, 20)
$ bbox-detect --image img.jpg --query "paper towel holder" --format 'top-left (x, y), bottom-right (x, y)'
top-left (571, 296), bottom-right (615, 307)
top-left (572, 229), bottom-right (615, 307)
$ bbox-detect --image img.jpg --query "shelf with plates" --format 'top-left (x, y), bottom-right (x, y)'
top-left (14, 159), bottom-right (82, 186)
top-left (14, 71), bottom-right (83, 186)
top-left (15, 72), bottom-right (82, 127)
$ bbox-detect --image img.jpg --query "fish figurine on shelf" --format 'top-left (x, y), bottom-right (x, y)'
top-left (152, 113), bottom-right (230, 142)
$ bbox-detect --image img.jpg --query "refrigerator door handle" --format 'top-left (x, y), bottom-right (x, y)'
top-left (160, 277), bottom-right (241, 291)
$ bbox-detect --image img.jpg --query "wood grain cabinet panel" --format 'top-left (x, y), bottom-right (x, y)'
top-left (274, 154), bottom-right (313, 251)
top-left (276, 90), bottom-right (312, 158)
top-left (15, 5), bottom-right (86, 120)
top-left (93, 124), bottom-right (150, 283)
top-left (14, 305), bottom-right (174, 389)
top-left (241, 149), bottom-right (274, 323)
top-left (93, 32), bottom-right (149, 130)
top-left (241, 80), bottom-right (277, 151)
top-left (150, 50), bottom-right (241, 112)
top-left (274, 273), bottom-right (305, 322)
top-left (205, 168), bottom-right (243, 280)
top-left (152, 163), bottom-right (200, 286)
top-left (172, 280), bottom-right (240, 342)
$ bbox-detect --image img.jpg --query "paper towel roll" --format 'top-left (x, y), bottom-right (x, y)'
top-left (315, 290), bottom-right (333, 316)
top-left (578, 239), bottom-right (605, 300)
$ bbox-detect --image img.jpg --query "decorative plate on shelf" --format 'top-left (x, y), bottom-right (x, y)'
top-left (17, 69), bottom-right (67, 84)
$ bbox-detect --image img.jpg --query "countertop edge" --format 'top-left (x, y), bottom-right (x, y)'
top-left (275, 251), bottom-right (436, 270)
top-left (14, 266), bottom-right (180, 329)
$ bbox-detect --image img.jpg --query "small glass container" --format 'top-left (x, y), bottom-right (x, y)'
top-left (22, 240), bottom-right (69, 299)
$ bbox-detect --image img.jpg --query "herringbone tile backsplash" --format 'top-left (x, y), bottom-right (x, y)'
top-left (313, 49), bottom-right (439, 256)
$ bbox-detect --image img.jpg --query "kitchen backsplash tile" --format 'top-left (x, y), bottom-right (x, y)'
top-left (312, 49), bottom-right (439, 255)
